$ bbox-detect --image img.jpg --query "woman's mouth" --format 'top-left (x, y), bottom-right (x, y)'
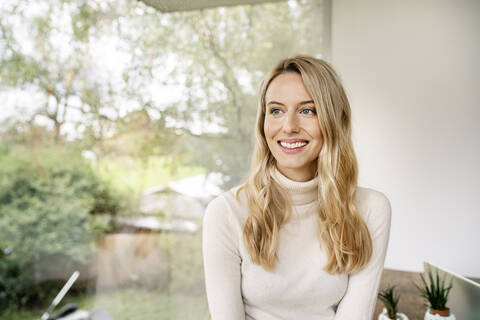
top-left (277, 140), bottom-right (308, 154)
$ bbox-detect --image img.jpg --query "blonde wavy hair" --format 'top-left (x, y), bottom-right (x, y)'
top-left (236, 55), bottom-right (372, 275)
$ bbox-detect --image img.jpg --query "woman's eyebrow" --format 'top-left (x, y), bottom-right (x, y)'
top-left (266, 100), bottom-right (314, 106)
top-left (297, 100), bottom-right (314, 106)
top-left (266, 101), bottom-right (285, 106)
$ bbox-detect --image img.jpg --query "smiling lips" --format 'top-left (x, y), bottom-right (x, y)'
top-left (277, 139), bottom-right (309, 154)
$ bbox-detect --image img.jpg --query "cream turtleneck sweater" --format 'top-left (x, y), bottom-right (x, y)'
top-left (202, 169), bottom-right (391, 320)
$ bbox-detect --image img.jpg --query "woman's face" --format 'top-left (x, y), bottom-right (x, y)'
top-left (264, 72), bottom-right (323, 182)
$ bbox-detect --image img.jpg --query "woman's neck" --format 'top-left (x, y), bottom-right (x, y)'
top-left (272, 167), bottom-right (318, 206)
top-left (275, 163), bottom-right (317, 182)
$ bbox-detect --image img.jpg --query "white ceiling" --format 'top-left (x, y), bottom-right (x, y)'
top-left (140, 0), bottom-right (286, 12)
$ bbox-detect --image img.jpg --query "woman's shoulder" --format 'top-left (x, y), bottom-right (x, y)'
top-left (355, 186), bottom-right (392, 227)
top-left (202, 187), bottom-right (247, 254)
top-left (355, 187), bottom-right (391, 208)
top-left (205, 185), bottom-right (245, 210)
top-left (203, 185), bottom-right (249, 227)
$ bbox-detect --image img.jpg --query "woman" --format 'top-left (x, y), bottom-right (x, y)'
top-left (202, 55), bottom-right (391, 320)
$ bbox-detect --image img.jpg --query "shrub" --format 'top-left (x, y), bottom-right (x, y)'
top-left (0, 146), bottom-right (126, 313)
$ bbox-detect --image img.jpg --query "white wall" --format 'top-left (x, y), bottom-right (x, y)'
top-left (331, 0), bottom-right (480, 277)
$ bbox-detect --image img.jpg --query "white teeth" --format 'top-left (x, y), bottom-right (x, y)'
top-left (280, 141), bottom-right (307, 149)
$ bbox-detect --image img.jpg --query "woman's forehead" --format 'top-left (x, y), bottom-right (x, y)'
top-left (265, 72), bottom-right (312, 104)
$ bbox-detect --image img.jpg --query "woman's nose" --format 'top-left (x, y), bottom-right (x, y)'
top-left (282, 112), bottom-right (300, 133)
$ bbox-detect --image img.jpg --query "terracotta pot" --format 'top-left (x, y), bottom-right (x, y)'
top-left (430, 308), bottom-right (450, 316)
top-left (424, 308), bottom-right (456, 320)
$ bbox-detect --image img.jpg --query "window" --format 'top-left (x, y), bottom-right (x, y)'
top-left (0, 0), bottom-right (330, 318)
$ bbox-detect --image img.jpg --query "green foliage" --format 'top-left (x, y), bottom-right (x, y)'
top-left (378, 285), bottom-right (400, 319)
top-left (0, 146), bottom-right (126, 312)
top-left (72, 3), bottom-right (100, 41)
top-left (414, 267), bottom-right (453, 310)
top-left (96, 155), bottom-right (205, 196)
top-left (0, 51), bottom-right (45, 86)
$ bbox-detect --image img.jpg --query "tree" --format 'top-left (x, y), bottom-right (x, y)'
top-left (1, 1), bottom-right (101, 141)
top-left (142, 0), bottom-right (330, 187)
top-left (0, 0), bottom-right (330, 188)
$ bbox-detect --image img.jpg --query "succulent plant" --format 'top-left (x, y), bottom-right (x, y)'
top-left (415, 267), bottom-right (453, 311)
top-left (378, 285), bottom-right (400, 319)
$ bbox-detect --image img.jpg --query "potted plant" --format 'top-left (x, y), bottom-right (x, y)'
top-left (415, 267), bottom-right (456, 320)
top-left (377, 285), bottom-right (408, 320)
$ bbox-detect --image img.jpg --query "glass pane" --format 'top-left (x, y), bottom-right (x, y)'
top-left (0, 0), bottom-right (329, 318)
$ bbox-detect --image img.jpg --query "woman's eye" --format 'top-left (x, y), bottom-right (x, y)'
top-left (301, 108), bottom-right (316, 115)
top-left (270, 108), bottom-right (282, 115)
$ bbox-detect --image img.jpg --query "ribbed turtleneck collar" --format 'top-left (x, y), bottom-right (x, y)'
top-left (272, 167), bottom-right (318, 205)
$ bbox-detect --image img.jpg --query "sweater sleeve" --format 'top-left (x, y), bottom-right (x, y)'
top-left (334, 190), bottom-right (392, 320)
top-left (202, 195), bottom-right (246, 320)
